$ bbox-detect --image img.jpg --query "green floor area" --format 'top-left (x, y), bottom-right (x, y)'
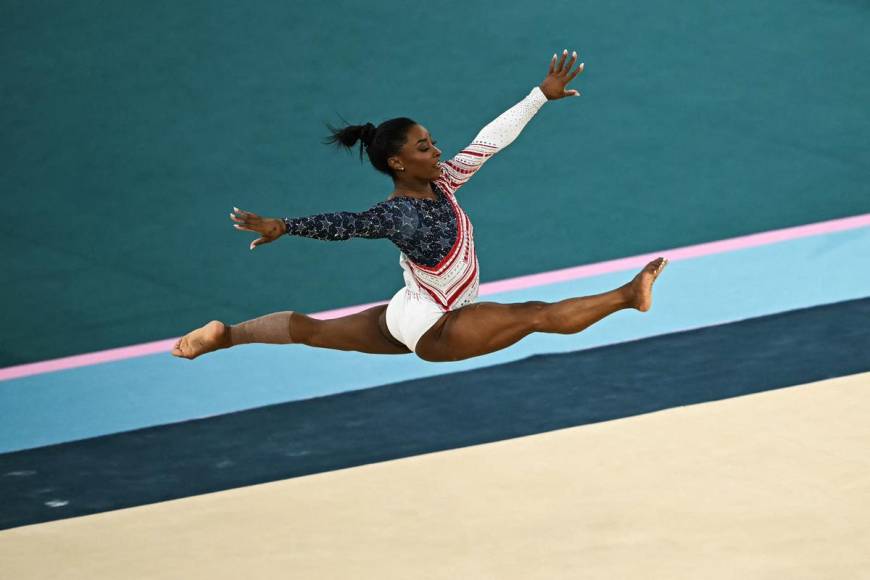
top-left (2, 0), bottom-right (868, 366)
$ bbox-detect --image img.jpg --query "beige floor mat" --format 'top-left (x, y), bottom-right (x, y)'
top-left (2, 372), bottom-right (868, 579)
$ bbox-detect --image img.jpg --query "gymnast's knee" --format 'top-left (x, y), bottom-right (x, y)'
top-left (288, 312), bottom-right (321, 346)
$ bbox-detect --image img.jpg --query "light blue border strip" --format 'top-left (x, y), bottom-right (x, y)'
top-left (1, 227), bottom-right (868, 453)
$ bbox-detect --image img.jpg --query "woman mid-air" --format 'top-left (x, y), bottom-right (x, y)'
top-left (172, 49), bottom-right (668, 363)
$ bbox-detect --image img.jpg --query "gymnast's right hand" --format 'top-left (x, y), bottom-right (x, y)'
top-left (230, 207), bottom-right (285, 250)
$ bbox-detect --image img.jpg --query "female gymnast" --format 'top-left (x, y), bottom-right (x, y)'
top-left (172, 49), bottom-right (668, 363)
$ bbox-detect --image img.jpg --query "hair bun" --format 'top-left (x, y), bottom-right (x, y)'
top-left (360, 122), bottom-right (377, 147)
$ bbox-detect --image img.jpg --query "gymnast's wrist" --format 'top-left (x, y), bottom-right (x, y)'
top-left (531, 85), bottom-right (550, 105)
top-left (281, 217), bottom-right (292, 235)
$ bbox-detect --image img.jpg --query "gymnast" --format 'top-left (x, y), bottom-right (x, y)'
top-left (172, 49), bottom-right (668, 363)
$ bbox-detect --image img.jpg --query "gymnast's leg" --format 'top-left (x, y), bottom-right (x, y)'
top-left (414, 258), bottom-right (667, 362)
top-left (171, 304), bottom-right (411, 360)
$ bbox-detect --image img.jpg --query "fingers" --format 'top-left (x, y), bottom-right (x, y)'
top-left (229, 207), bottom-right (275, 250)
top-left (230, 207), bottom-right (262, 228)
top-left (231, 206), bottom-right (259, 221)
top-left (231, 207), bottom-right (266, 240)
top-left (549, 48), bottom-right (584, 82)
top-left (556, 48), bottom-right (568, 74)
top-left (562, 50), bottom-right (577, 77)
top-left (567, 60), bottom-right (585, 81)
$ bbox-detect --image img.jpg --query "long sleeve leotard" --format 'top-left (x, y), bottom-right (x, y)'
top-left (283, 86), bottom-right (548, 269)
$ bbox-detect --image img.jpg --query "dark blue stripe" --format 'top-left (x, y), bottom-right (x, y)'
top-left (2, 298), bottom-right (868, 530)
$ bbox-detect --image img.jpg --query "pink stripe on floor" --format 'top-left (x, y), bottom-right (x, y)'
top-left (481, 213), bottom-right (870, 294)
top-left (2, 213), bottom-right (868, 382)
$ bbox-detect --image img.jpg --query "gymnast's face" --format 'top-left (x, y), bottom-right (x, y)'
top-left (390, 124), bottom-right (442, 181)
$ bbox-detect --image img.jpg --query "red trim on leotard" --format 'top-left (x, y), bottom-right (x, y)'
top-left (443, 257), bottom-right (479, 310)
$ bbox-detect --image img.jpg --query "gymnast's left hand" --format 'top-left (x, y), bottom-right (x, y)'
top-left (229, 207), bottom-right (284, 250)
top-left (539, 49), bottom-right (584, 100)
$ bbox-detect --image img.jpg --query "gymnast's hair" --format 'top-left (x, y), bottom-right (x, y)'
top-left (323, 116), bottom-right (417, 177)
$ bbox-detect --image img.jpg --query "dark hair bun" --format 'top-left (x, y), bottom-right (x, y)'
top-left (323, 116), bottom-right (417, 177)
top-left (360, 122), bottom-right (377, 147)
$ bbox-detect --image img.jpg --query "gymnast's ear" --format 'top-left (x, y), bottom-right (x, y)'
top-left (387, 155), bottom-right (405, 174)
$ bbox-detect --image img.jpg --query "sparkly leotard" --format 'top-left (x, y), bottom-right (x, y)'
top-left (283, 85), bottom-right (549, 310)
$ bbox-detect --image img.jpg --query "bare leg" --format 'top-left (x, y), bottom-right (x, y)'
top-left (416, 258), bottom-right (667, 362)
top-left (171, 304), bottom-right (411, 360)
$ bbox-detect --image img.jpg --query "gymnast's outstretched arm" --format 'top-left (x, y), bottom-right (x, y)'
top-left (436, 49), bottom-right (584, 196)
top-left (229, 201), bottom-right (408, 250)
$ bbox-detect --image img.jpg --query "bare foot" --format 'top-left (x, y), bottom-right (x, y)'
top-left (623, 257), bottom-right (668, 312)
top-left (171, 320), bottom-right (231, 360)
